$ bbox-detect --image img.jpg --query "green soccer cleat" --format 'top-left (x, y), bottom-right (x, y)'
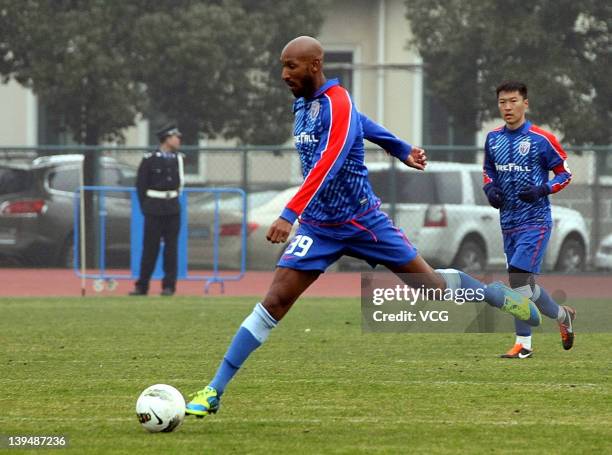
top-left (185, 386), bottom-right (220, 418)
top-left (488, 282), bottom-right (542, 327)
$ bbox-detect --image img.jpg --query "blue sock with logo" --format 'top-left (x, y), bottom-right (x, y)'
top-left (532, 285), bottom-right (561, 319)
top-left (209, 303), bottom-right (277, 395)
top-left (513, 285), bottom-right (534, 337)
top-left (436, 269), bottom-right (504, 308)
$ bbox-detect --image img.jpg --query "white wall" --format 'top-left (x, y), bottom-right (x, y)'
top-left (0, 80), bottom-right (148, 147)
top-left (0, 80), bottom-right (36, 146)
top-left (318, 0), bottom-right (421, 144)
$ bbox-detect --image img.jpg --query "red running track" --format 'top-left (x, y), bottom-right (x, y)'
top-left (0, 269), bottom-right (361, 298)
top-left (0, 268), bottom-right (611, 299)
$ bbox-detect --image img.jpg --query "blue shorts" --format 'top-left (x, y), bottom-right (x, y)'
top-left (503, 224), bottom-right (551, 273)
top-left (277, 209), bottom-right (418, 272)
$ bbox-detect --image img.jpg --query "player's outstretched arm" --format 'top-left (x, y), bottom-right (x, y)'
top-left (360, 113), bottom-right (411, 161)
top-left (359, 112), bottom-right (426, 170)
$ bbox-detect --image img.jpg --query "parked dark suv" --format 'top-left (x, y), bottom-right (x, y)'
top-left (0, 154), bottom-right (136, 267)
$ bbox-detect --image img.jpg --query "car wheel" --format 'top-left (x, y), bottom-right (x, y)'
top-left (453, 239), bottom-right (486, 274)
top-left (555, 237), bottom-right (585, 273)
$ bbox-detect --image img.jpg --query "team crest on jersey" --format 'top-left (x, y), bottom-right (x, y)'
top-left (309, 100), bottom-right (321, 120)
top-left (518, 140), bottom-right (531, 155)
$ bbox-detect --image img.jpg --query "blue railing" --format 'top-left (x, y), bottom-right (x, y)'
top-left (72, 186), bottom-right (247, 293)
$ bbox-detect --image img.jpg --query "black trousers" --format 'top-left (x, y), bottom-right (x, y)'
top-left (136, 213), bottom-right (180, 291)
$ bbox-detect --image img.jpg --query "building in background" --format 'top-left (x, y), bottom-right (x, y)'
top-left (0, 0), bottom-right (606, 186)
top-left (1, 1), bottom-right (422, 148)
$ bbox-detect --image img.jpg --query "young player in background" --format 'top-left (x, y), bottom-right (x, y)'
top-left (185, 38), bottom-right (542, 417)
top-left (483, 81), bottom-right (576, 358)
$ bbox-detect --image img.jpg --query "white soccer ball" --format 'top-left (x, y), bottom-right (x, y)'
top-left (135, 384), bottom-right (186, 433)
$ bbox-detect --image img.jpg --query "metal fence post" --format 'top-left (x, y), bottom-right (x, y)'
top-left (83, 149), bottom-right (101, 268)
top-left (241, 148), bottom-right (249, 195)
top-left (592, 148), bottom-right (603, 257)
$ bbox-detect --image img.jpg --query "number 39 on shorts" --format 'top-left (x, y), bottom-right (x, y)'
top-left (284, 235), bottom-right (313, 257)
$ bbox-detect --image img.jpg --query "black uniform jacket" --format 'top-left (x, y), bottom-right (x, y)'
top-left (136, 150), bottom-right (182, 216)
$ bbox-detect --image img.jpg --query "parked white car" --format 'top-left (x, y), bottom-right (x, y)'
top-left (594, 233), bottom-right (612, 270)
top-left (186, 187), bottom-right (298, 270)
top-left (185, 189), bottom-right (276, 270)
top-left (360, 161), bottom-right (589, 273)
top-left (202, 161), bottom-right (590, 273)
top-left (242, 187), bottom-right (300, 268)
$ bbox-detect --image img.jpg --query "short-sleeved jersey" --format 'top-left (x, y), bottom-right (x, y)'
top-left (483, 120), bottom-right (572, 229)
top-left (280, 79), bottom-right (377, 224)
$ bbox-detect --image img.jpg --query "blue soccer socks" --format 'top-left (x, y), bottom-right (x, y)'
top-left (209, 303), bottom-right (277, 395)
top-left (512, 283), bottom-right (565, 344)
top-left (513, 285), bottom-right (535, 337)
top-left (533, 285), bottom-right (563, 320)
top-left (436, 269), bottom-right (541, 325)
top-left (436, 269), bottom-right (502, 308)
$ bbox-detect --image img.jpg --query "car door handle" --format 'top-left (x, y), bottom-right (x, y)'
top-left (480, 215), bottom-right (493, 221)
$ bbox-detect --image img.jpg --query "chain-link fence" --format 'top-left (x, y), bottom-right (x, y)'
top-left (1, 145), bottom-right (611, 272)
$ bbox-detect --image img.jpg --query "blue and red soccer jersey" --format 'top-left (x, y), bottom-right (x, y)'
top-left (483, 120), bottom-right (572, 230)
top-left (277, 79), bottom-right (417, 271)
top-left (280, 79), bottom-right (411, 225)
top-left (483, 120), bottom-right (572, 272)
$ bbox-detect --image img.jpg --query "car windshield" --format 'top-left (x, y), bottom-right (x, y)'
top-left (46, 164), bottom-right (136, 193)
top-left (47, 167), bottom-right (79, 192)
top-left (0, 167), bottom-right (32, 195)
top-left (368, 170), bottom-right (462, 204)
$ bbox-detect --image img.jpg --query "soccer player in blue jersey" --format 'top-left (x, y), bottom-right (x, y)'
top-left (483, 81), bottom-right (576, 359)
top-left (185, 37), bottom-right (541, 417)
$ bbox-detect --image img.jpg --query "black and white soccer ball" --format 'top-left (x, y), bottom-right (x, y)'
top-left (136, 384), bottom-right (185, 433)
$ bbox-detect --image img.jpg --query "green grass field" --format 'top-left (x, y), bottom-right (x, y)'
top-left (1, 296), bottom-right (611, 454)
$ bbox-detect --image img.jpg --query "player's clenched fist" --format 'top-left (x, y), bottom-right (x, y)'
top-left (266, 218), bottom-right (293, 243)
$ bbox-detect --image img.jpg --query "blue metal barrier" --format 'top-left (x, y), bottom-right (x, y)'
top-left (73, 186), bottom-right (247, 293)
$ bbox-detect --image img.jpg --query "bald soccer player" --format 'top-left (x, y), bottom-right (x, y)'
top-left (185, 36), bottom-right (541, 417)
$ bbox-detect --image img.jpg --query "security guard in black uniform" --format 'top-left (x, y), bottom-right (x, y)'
top-left (130, 124), bottom-right (184, 296)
